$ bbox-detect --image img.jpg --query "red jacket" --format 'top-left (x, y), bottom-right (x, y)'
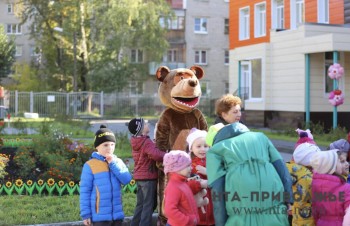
top-left (131, 136), bottom-right (165, 180)
top-left (164, 173), bottom-right (199, 226)
top-left (191, 156), bottom-right (215, 226)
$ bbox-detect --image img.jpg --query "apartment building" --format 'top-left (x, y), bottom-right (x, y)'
top-left (230, 0), bottom-right (350, 130)
top-left (0, 1), bottom-right (38, 69)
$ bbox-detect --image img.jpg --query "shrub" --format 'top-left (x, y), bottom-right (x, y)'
top-left (11, 127), bottom-right (93, 182)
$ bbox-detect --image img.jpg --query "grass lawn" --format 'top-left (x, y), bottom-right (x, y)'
top-left (0, 193), bottom-right (136, 225)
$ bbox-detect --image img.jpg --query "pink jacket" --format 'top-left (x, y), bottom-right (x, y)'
top-left (131, 136), bottom-right (165, 180)
top-left (312, 173), bottom-right (350, 226)
top-left (164, 173), bottom-right (199, 226)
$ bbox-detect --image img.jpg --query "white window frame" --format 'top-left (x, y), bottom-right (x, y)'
top-left (30, 46), bottom-right (41, 56)
top-left (194, 50), bottom-right (207, 65)
top-left (272, 0), bottom-right (284, 29)
top-left (130, 49), bottom-right (143, 63)
top-left (239, 7), bottom-right (250, 40)
top-left (7, 4), bottom-right (14, 14)
top-left (194, 18), bottom-right (208, 34)
top-left (6, 24), bottom-right (22, 35)
top-left (201, 81), bottom-right (210, 96)
top-left (255, 2), bottom-right (266, 37)
top-left (224, 50), bottom-right (229, 65)
top-left (163, 49), bottom-right (178, 62)
top-left (290, 0), bottom-right (304, 29)
top-left (318, 0), bottom-right (329, 24)
top-left (240, 59), bottom-right (263, 101)
top-left (15, 45), bottom-right (23, 57)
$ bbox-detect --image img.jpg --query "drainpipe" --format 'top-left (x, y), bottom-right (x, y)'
top-left (305, 54), bottom-right (310, 126)
top-left (333, 51), bottom-right (338, 129)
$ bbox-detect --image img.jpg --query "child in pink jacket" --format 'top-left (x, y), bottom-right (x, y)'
top-left (310, 149), bottom-right (350, 226)
top-left (163, 150), bottom-right (199, 226)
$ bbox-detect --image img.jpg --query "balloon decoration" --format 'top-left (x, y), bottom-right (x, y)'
top-left (327, 63), bottom-right (345, 106)
top-left (328, 63), bottom-right (344, 80)
top-left (328, 89), bottom-right (344, 106)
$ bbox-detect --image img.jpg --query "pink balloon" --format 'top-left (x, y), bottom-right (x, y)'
top-left (328, 90), bottom-right (344, 106)
top-left (328, 63), bottom-right (344, 80)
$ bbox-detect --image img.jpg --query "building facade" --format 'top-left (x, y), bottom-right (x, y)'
top-left (230, 0), bottom-right (350, 130)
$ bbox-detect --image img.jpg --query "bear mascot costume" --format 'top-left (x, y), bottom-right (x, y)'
top-left (155, 65), bottom-right (208, 225)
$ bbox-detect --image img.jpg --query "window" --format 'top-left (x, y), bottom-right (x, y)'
top-left (195, 50), bottom-right (207, 65)
top-left (240, 59), bottom-right (262, 100)
top-left (15, 45), bottom-right (23, 57)
top-left (255, 3), bottom-right (266, 37)
top-left (290, 0), bottom-right (304, 29)
top-left (7, 4), bottom-right (13, 13)
top-left (324, 52), bottom-right (343, 94)
top-left (163, 49), bottom-right (178, 62)
top-left (159, 16), bottom-right (185, 30)
top-left (201, 81), bottom-right (210, 96)
top-left (296, 0), bottom-right (304, 24)
top-left (272, 0), bottom-right (284, 29)
top-left (6, 24), bottom-right (22, 34)
top-left (224, 18), bottom-right (229, 34)
top-left (131, 49), bottom-right (143, 63)
top-left (224, 50), bottom-right (229, 65)
top-left (239, 7), bottom-right (250, 40)
top-left (129, 81), bottom-right (143, 95)
top-left (30, 46), bottom-right (41, 56)
top-left (318, 0), bottom-right (329, 23)
top-left (194, 18), bottom-right (208, 33)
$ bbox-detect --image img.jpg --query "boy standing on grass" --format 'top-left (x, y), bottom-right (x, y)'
top-left (127, 117), bottom-right (166, 226)
top-left (80, 125), bottom-right (132, 226)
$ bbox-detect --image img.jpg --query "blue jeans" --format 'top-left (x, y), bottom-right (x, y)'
top-left (130, 180), bottom-right (157, 226)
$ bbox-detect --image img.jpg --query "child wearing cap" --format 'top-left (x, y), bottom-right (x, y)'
top-left (80, 125), bottom-right (132, 226)
top-left (163, 150), bottom-right (199, 226)
top-left (286, 138), bottom-right (320, 226)
top-left (127, 118), bottom-right (166, 226)
top-left (186, 128), bottom-right (214, 226)
top-left (328, 139), bottom-right (350, 183)
top-left (310, 149), bottom-right (350, 226)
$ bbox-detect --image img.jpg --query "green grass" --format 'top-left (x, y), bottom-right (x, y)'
top-left (0, 193), bottom-right (136, 225)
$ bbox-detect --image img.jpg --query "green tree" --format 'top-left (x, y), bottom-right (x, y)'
top-left (20, 0), bottom-right (173, 92)
top-left (0, 26), bottom-right (16, 79)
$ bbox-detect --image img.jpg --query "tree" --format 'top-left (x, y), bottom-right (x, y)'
top-left (0, 26), bottom-right (16, 79)
top-left (20, 0), bottom-right (173, 92)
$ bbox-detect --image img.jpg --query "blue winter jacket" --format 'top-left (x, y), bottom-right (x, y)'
top-left (80, 152), bottom-right (132, 222)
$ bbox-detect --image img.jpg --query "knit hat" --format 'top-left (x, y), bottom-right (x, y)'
top-left (293, 143), bottom-right (321, 166)
top-left (163, 150), bottom-right (191, 174)
top-left (94, 125), bottom-right (116, 148)
top-left (295, 128), bottom-right (316, 148)
top-left (128, 118), bottom-right (145, 136)
top-left (310, 149), bottom-right (339, 174)
top-left (186, 128), bottom-right (208, 151)
top-left (205, 123), bottom-right (225, 147)
top-left (329, 139), bottom-right (350, 152)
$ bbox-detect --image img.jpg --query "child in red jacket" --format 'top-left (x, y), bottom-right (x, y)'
top-left (186, 128), bottom-right (214, 226)
top-left (128, 118), bottom-right (166, 226)
top-left (163, 150), bottom-right (199, 226)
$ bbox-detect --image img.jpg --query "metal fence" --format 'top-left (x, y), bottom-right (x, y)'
top-left (1, 91), bottom-right (215, 119)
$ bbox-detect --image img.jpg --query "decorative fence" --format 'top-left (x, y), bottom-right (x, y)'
top-left (0, 178), bottom-right (137, 196)
top-left (0, 91), bottom-right (215, 119)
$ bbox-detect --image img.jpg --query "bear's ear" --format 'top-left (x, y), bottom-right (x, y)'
top-left (156, 66), bottom-right (170, 82)
top-left (190, 65), bottom-right (204, 80)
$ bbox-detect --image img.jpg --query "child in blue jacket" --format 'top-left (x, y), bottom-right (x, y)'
top-left (80, 125), bottom-right (132, 226)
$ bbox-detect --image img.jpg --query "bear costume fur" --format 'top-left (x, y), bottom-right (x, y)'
top-left (155, 65), bottom-right (208, 225)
